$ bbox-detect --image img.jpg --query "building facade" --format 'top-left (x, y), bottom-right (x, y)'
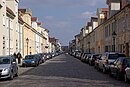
top-left (71, 0), bottom-right (130, 57)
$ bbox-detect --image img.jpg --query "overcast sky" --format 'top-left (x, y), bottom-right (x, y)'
top-left (19, 0), bottom-right (107, 46)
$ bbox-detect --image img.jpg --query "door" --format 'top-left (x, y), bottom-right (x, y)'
top-left (110, 59), bottom-right (119, 75)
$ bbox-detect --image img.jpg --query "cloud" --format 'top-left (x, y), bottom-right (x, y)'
top-left (44, 16), bottom-right (54, 20)
top-left (46, 20), bottom-right (71, 29)
top-left (19, 0), bottom-right (106, 45)
top-left (81, 11), bottom-right (96, 19)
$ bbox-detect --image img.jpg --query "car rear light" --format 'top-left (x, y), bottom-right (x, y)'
top-left (104, 60), bottom-right (108, 64)
top-left (120, 65), bottom-right (125, 72)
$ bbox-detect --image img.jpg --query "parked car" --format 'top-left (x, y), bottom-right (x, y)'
top-left (98, 52), bottom-right (126, 73)
top-left (89, 54), bottom-right (101, 66)
top-left (0, 56), bottom-right (18, 80)
top-left (81, 53), bottom-right (87, 62)
top-left (44, 53), bottom-right (52, 60)
top-left (36, 54), bottom-right (43, 64)
top-left (22, 54), bottom-right (39, 67)
top-left (72, 50), bottom-right (80, 58)
top-left (75, 51), bottom-right (81, 59)
top-left (85, 54), bottom-right (92, 63)
top-left (80, 53), bottom-right (90, 62)
top-left (38, 53), bottom-right (46, 63)
top-left (109, 57), bottom-right (130, 82)
top-left (94, 55), bottom-right (102, 69)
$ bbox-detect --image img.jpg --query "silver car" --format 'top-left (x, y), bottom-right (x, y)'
top-left (0, 56), bottom-right (18, 80)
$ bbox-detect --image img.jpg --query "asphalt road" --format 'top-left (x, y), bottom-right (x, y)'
top-left (0, 54), bottom-right (130, 87)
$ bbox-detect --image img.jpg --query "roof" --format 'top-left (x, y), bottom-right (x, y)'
top-left (6, 7), bottom-right (16, 17)
top-left (49, 37), bottom-right (57, 43)
top-left (18, 9), bottom-right (26, 13)
top-left (75, 34), bottom-right (80, 38)
top-left (37, 22), bottom-right (42, 25)
top-left (102, 8), bottom-right (108, 12)
top-left (87, 22), bottom-right (92, 26)
top-left (106, 0), bottom-right (120, 5)
top-left (18, 16), bottom-right (24, 23)
top-left (31, 17), bottom-right (37, 21)
top-left (91, 17), bottom-right (98, 22)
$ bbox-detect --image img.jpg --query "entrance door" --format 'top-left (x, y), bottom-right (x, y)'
top-left (125, 43), bottom-right (129, 57)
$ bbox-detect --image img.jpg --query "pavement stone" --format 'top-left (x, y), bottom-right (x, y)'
top-left (18, 67), bottom-right (34, 75)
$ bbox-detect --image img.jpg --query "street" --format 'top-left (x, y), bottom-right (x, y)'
top-left (0, 54), bottom-right (130, 87)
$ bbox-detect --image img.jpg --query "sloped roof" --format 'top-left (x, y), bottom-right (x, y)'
top-left (31, 17), bottom-right (37, 21)
top-left (18, 9), bottom-right (26, 13)
top-left (6, 7), bottom-right (16, 17)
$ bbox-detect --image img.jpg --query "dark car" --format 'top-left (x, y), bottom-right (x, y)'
top-left (85, 54), bottom-right (92, 63)
top-left (22, 55), bottom-right (39, 67)
top-left (89, 54), bottom-right (101, 66)
top-left (81, 53), bottom-right (91, 63)
top-left (109, 57), bottom-right (130, 82)
top-left (81, 53), bottom-right (87, 62)
top-left (44, 53), bottom-right (52, 60)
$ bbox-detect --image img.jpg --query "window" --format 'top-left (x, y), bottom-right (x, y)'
top-left (15, 4), bottom-right (18, 13)
top-left (6, 18), bottom-right (9, 28)
top-left (105, 26), bottom-right (109, 38)
top-left (11, 20), bottom-right (13, 29)
top-left (3, 14), bottom-right (5, 26)
top-left (105, 46), bottom-right (108, 52)
top-left (3, 36), bottom-right (5, 49)
top-left (108, 24), bottom-right (111, 36)
top-left (2, 0), bottom-right (5, 3)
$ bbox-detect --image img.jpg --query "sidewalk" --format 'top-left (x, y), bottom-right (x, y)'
top-left (18, 66), bottom-right (34, 75)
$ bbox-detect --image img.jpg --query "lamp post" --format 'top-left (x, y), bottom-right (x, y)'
top-left (26, 38), bottom-right (29, 55)
top-left (30, 47), bottom-right (31, 54)
top-left (112, 31), bottom-right (117, 52)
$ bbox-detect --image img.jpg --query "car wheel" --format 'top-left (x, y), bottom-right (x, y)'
top-left (109, 70), bottom-right (113, 77)
top-left (9, 71), bottom-right (14, 80)
top-left (15, 71), bottom-right (19, 77)
top-left (116, 71), bottom-right (120, 80)
top-left (102, 67), bottom-right (106, 73)
top-left (124, 73), bottom-right (128, 82)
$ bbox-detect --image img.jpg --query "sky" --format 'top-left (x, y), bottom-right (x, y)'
top-left (19, 0), bottom-right (107, 46)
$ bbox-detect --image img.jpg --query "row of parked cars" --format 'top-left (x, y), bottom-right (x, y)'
top-left (22, 52), bottom-right (61, 67)
top-left (70, 51), bottom-right (130, 82)
top-left (0, 52), bottom-right (62, 80)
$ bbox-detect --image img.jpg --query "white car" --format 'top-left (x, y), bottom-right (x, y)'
top-left (0, 56), bottom-right (18, 80)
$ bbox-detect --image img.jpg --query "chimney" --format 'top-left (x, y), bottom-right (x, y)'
top-left (106, 0), bottom-right (121, 17)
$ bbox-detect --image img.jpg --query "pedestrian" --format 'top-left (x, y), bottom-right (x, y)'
top-left (17, 52), bottom-right (22, 64)
top-left (13, 52), bottom-right (17, 59)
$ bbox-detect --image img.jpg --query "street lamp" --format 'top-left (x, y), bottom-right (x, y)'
top-left (26, 38), bottom-right (29, 55)
top-left (30, 47), bottom-right (31, 54)
top-left (112, 31), bottom-right (117, 52)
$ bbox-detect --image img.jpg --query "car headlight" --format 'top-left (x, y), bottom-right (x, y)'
top-left (3, 68), bottom-right (9, 72)
top-left (31, 61), bottom-right (35, 63)
top-left (22, 61), bottom-right (25, 63)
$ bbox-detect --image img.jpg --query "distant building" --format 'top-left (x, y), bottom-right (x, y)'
top-left (61, 46), bottom-right (69, 53)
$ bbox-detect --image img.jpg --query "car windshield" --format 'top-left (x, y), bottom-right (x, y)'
top-left (109, 54), bottom-right (126, 59)
top-left (93, 55), bottom-right (101, 59)
top-left (0, 57), bottom-right (10, 64)
top-left (25, 55), bottom-right (34, 59)
top-left (126, 59), bottom-right (130, 66)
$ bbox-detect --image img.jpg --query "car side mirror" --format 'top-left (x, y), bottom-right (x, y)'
top-left (110, 62), bottom-right (114, 65)
top-left (98, 57), bottom-right (101, 60)
top-left (126, 64), bottom-right (130, 67)
top-left (12, 61), bottom-right (16, 64)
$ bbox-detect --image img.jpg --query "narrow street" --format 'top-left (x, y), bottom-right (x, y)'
top-left (0, 54), bottom-right (130, 87)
